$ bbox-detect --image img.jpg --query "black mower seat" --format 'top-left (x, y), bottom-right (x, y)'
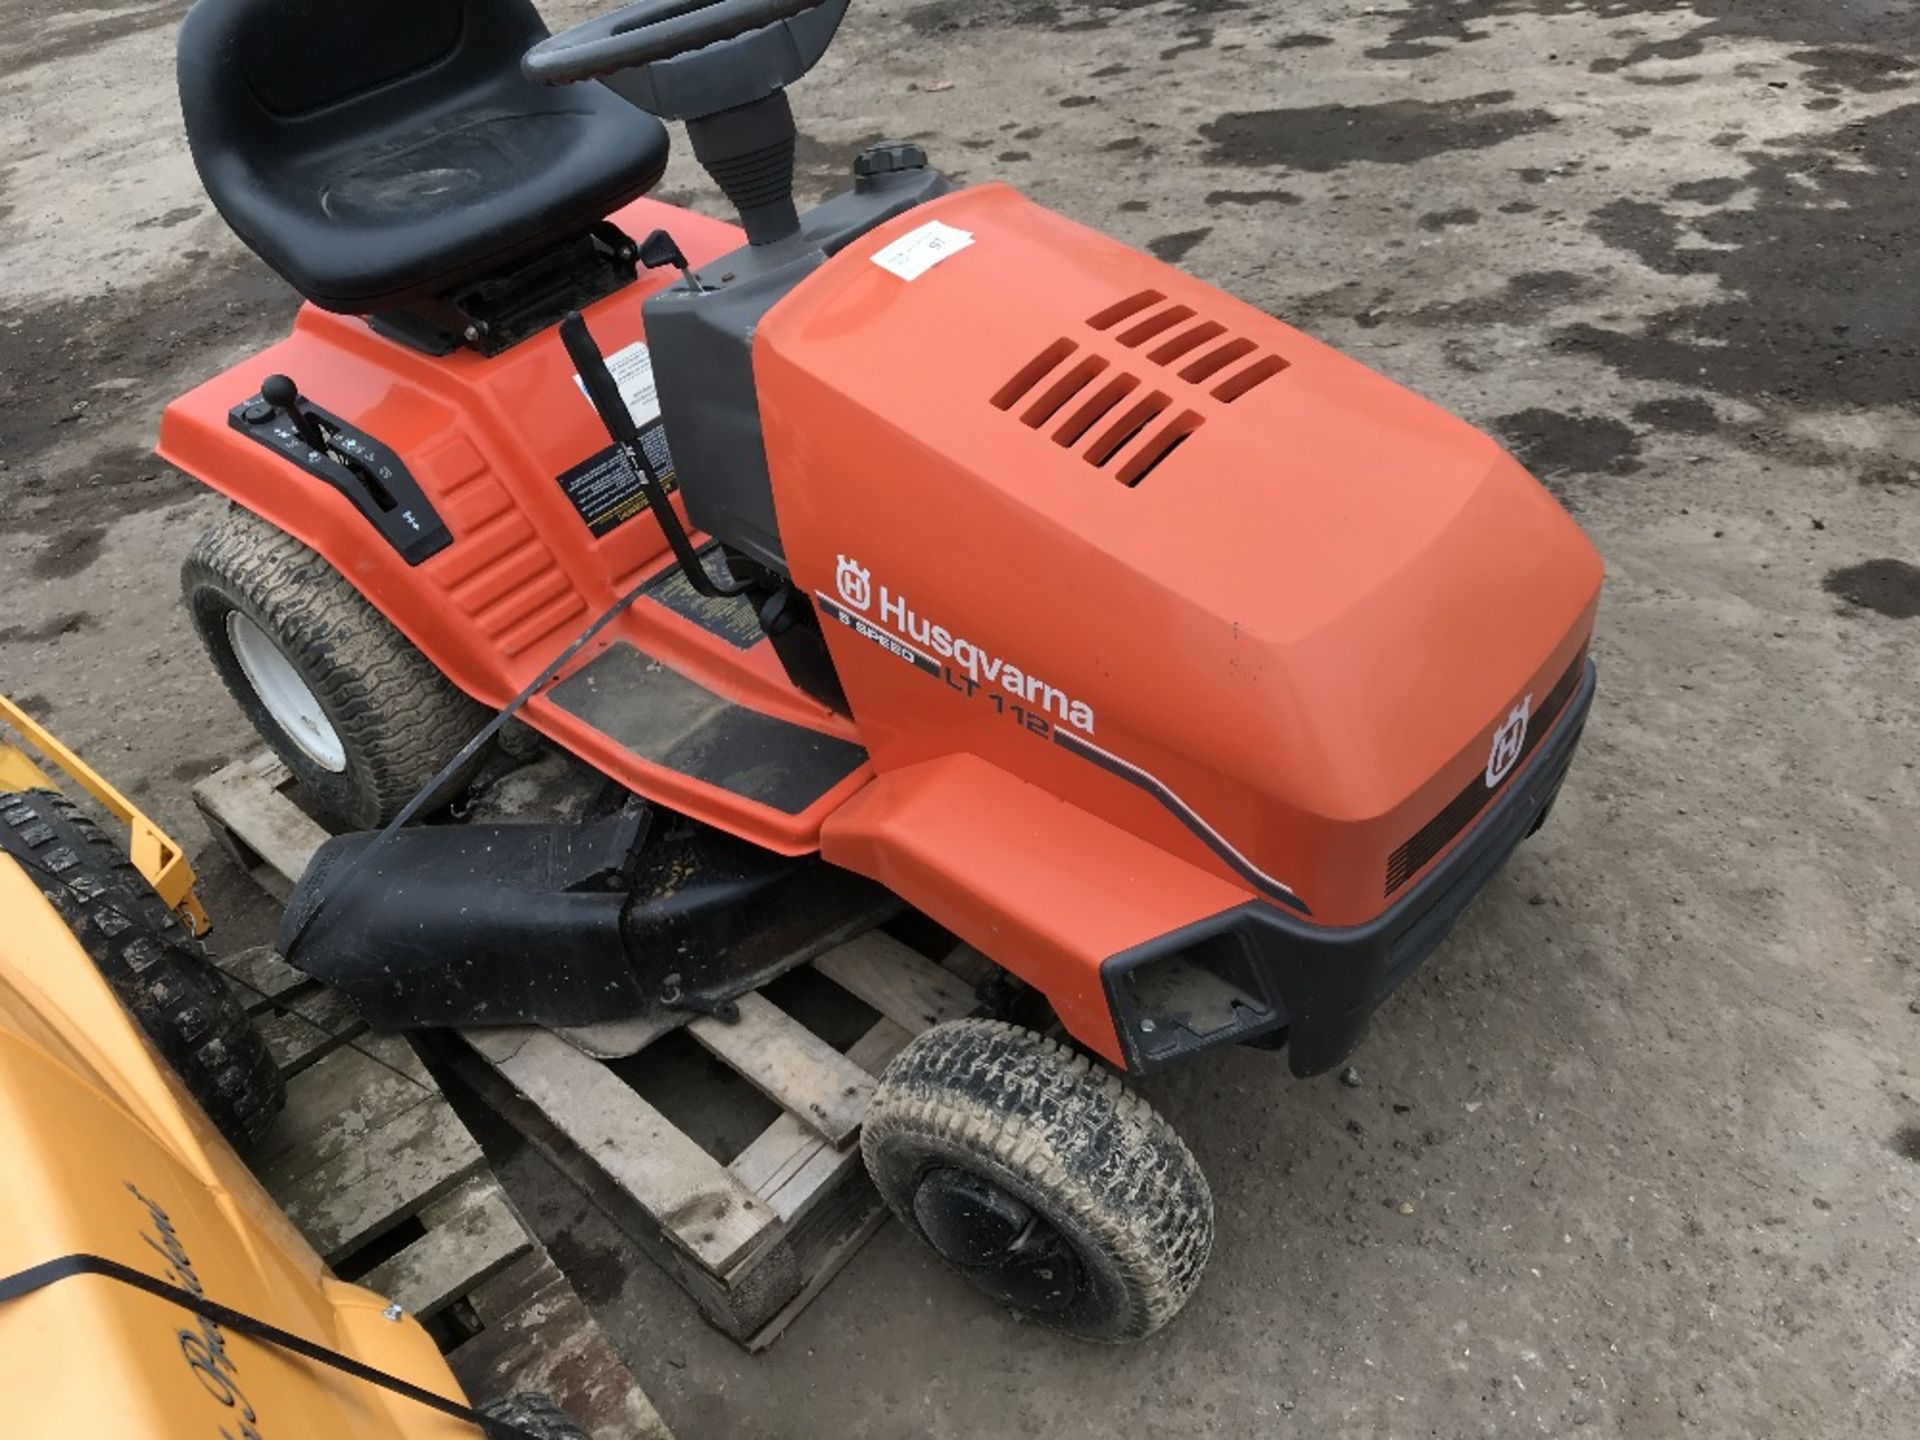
top-left (177, 0), bottom-right (671, 315)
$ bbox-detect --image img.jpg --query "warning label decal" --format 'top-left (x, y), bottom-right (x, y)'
top-left (573, 340), bottom-right (662, 427)
top-left (556, 421), bottom-right (678, 539)
top-left (642, 545), bottom-right (766, 650)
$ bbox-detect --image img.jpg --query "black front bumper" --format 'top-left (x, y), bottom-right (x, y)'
top-left (1103, 660), bottom-right (1598, 1076)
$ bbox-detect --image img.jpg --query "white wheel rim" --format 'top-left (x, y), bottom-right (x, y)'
top-left (226, 612), bottom-right (347, 773)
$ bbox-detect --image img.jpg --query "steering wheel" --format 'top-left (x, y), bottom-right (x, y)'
top-left (525, 0), bottom-right (827, 88)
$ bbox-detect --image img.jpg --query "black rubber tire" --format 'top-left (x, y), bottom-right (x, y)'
top-left (0, 790), bottom-right (283, 1151)
top-left (862, 1018), bottom-right (1213, 1343)
top-left (181, 505), bottom-right (489, 832)
top-left (476, 1393), bottom-right (592, 1440)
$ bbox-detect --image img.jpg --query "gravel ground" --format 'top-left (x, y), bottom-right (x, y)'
top-left (2, 2), bottom-right (1916, 1437)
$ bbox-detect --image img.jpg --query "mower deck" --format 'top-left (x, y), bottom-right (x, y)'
top-left (194, 749), bottom-right (988, 1348)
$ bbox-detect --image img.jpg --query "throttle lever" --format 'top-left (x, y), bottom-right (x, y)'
top-left (638, 228), bottom-right (702, 293)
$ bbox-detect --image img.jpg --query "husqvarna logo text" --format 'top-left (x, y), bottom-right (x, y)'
top-left (837, 556), bottom-right (873, 612)
top-left (1485, 696), bottom-right (1532, 788)
top-left (818, 556), bottom-right (1097, 735)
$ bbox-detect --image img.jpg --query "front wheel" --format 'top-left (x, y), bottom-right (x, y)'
top-left (862, 1019), bottom-right (1213, 1343)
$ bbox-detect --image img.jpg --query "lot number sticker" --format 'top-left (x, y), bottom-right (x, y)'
top-left (871, 221), bottom-right (975, 282)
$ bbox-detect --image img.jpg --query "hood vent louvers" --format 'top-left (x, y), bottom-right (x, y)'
top-left (992, 288), bottom-right (1291, 490)
top-left (1147, 320), bottom-right (1225, 366)
top-left (1214, 354), bottom-right (1288, 403)
top-left (1116, 410), bottom-right (1204, 487)
top-left (1116, 304), bottom-right (1197, 348)
top-left (1090, 288), bottom-right (1290, 406)
top-left (1086, 389), bottom-right (1171, 467)
top-left (1021, 353), bottom-right (1110, 430)
top-left (992, 338), bottom-right (1079, 411)
top-left (1087, 289), bottom-right (1166, 330)
top-left (1054, 372), bottom-right (1142, 448)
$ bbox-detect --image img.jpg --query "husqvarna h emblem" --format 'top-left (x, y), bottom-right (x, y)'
top-left (836, 555), bottom-right (873, 612)
top-left (1486, 695), bottom-right (1533, 789)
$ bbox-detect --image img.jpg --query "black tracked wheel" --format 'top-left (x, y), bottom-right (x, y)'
top-left (476, 1393), bottom-right (593, 1440)
top-left (0, 789), bottom-right (282, 1151)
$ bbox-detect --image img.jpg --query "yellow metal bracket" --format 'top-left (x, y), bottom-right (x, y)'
top-left (0, 694), bottom-right (212, 936)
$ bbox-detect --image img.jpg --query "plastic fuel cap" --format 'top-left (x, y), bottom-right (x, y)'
top-left (853, 141), bottom-right (929, 180)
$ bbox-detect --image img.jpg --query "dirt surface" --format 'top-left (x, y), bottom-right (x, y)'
top-left (3, 2), bottom-right (1917, 1436)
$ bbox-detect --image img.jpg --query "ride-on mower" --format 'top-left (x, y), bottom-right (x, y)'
top-left (162, 0), bottom-right (1602, 1340)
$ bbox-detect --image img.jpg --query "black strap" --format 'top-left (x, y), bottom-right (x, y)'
top-left (0, 1253), bottom-right (537, 1439)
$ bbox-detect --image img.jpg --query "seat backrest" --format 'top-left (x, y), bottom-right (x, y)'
top-left (179, 0), bottom-right (547, 147)
top-left (175, 0), bottom-right (673, 315)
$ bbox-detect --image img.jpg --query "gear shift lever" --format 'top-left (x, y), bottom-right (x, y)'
top-left (261, 374), bottom-right (327, 451)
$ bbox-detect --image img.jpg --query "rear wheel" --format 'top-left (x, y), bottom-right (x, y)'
top-left (862, 1018), bottom-right (1213, 1342)
top-left (182, 505), bottom-right (489, 831)
top-left (0, 790), bottom-right (283, 1151)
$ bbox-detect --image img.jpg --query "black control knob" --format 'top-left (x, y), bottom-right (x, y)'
top-left (637, 228), bottom-right (702, 292)
top-left (854, 141), bottom-right (929, 189)
top-left (758, 587), bottom-right (799, 638)
top-left (261, 374), bottom-right (327, 451)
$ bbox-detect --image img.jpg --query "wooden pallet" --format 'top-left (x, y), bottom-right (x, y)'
top-left (196, 753), bottom-right (982, 1349)
top-left (209, 928), bottom-right (672, 1436)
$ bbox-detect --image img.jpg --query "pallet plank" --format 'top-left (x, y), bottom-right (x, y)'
top-left (743, 1180), bottom-right (889, 1353)
top-left (730, 941), bottom-right (987, 1231)
top-left (272, 982), bottom-right (367, 1034)
top-left (273, 1093), bottom-right (485, 1261)
top-left (437, 1038), bottom-right (798, 1337)
top-left (728, 1019), bottom-right (909, 1213)
top-left (687, 992), bottom-right (875, 1147)
top-left (218, 943), bottom-right (311, 1008)
top-left (361, 1176), bottom-right (530, 1321)
top-left (461, 1027), bottom-right (776, 1274)
top-left (451, 1251), bottom-right (675, 1440)
top-left (730, 1024), bottom-right (911, 1349)
top-left (352, 1029), bottom-right (435, 1087)
top-left (253, 1043), bottom-right (438, 1188)
top-left (257, 1004), bottom-right (368, 1080)
top-left (813, 931), bottom-right (977, 1033)
top-left (193, 755), bottom-right (329, 895)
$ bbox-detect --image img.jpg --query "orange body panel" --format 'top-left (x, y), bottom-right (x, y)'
top-left (0, 858), bottom-right (470, 1438)
top-left (752, 186), bottom-right (1600, 1023)
top-left (159, 197), bottom-right (868, 855)
top-left (824, 753), bottom-right (1255, 1061)
top-left (162, 180), bottom-right (1601, 1065)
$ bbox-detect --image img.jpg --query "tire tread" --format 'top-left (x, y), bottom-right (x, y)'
top-left (0, 789), bottom-right (283, 1150)
top-left (181, 505), bottom-right (487, 830)
top-left (862, 1018), bottom-right (1212, 1342)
